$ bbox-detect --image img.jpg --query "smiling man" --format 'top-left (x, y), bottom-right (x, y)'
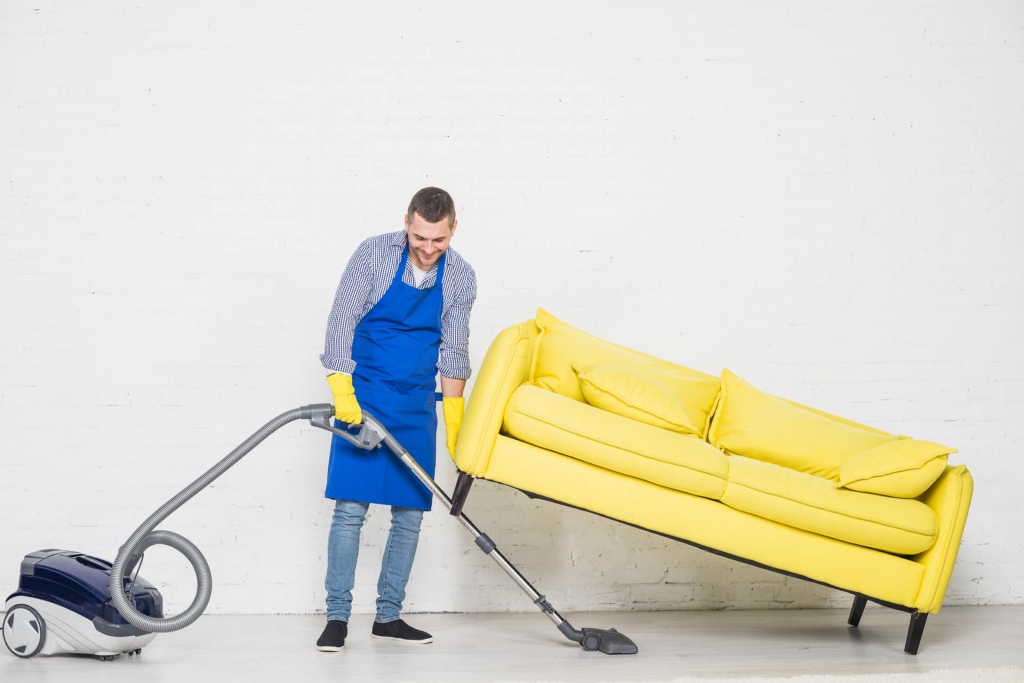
top-left (316, 187), bottom-right (477, 652)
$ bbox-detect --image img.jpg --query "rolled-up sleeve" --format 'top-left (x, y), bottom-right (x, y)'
top-left (320, 242), bottom-right (373, 374)
top-left (438, 266), bottom-right (477, 380)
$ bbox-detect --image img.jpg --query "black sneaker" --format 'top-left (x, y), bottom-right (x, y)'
top-left (371, 619), bottom-right (433, 644)
top-left (316, 620), bottom-right (348, 652)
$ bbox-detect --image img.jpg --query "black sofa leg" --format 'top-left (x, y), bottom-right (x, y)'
top-left (450, 471), bottom-right (475, 517)
top-left (848, 595), bottom-right (868, 627)
top-left (905, 612), bottom-right (928, 655)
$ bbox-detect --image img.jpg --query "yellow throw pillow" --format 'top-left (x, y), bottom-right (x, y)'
top-left (838, 440), bottom-right (955, 498)
top-left (707, 369), bottom-right (898, 480)
top-left (575, 363), bottom-right (701, 436)
top-left (530, 309), bottom-right (721, 435)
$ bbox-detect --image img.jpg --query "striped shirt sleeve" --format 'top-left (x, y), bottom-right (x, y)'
top-left (438, 263), bottom-right (477, 380)
top-left (320, 239), bottom-right (373, 375)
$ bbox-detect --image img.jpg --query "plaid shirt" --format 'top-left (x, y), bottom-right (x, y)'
top-left (320, 231), bottom-right (477, 380)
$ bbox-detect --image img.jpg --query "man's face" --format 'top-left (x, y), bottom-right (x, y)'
top-left (404, 211), bottom-right (457, 270)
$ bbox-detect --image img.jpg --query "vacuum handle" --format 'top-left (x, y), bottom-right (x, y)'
top-left (307, 404), bottom-right (388, 451)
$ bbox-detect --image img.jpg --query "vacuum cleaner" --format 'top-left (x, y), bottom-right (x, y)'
top-left (3, 550), bottom-right (160, 659)
top-left (4, 404), bottom-right (638, 659)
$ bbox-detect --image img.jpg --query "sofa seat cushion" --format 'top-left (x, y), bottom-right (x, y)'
top-left (708, 369), bottom-right (900, 480)
top-left (722, 455), bottom-right (938, 554)
top-left (503, 385), bottom-right (728, 500)
top-left (530, 309), bottom-right (722, 437)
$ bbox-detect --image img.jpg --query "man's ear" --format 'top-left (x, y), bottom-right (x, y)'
top-left (449, 218), bottom-right (458, 236)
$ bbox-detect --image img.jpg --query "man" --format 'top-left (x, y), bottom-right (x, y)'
top-left (316, 187), bottom-right (477, 652)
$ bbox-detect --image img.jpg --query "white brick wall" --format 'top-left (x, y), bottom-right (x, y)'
top-left (1, 1), bottom-right (1021, 617)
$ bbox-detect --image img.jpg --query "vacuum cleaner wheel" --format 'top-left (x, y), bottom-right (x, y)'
top-left (3, 604), bottom-right (46, 658)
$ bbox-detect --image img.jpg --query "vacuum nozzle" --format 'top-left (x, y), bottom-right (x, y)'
top-left (558, 622), bottom-right (638, 655)
top-left (580, 627), bottom-right (639, 655)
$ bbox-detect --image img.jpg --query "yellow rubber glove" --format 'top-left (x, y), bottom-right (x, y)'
top-left (326, 373), bottom-right (362, 424)
top-left (442, 396), bottom-right (464, 458)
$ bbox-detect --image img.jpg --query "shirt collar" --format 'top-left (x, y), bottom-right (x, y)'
top-left (390, 230), bottom-right (440, 276)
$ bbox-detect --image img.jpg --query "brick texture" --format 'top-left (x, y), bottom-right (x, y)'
top-left (1, 1), bottom-right (1021, 616)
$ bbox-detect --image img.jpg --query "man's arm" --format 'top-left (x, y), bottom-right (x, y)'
top-left (437, 263), bottom-right (477, 383)
top-left (440, 376), bottom-right (466, 398)
top-left (320, 241), bottom-right (373, 375)
top-left (439, 262), bottom-right (476, 457)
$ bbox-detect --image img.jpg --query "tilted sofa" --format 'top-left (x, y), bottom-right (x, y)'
top-left (448, 309), bottom-right (973, 654)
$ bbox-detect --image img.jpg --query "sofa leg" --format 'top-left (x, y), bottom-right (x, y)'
top-left (450, 471), bottom-right (475, 517)
top-left (904, 612), bottom-right (928, 655)
top-left (848, 595), bottom-right (868, 627)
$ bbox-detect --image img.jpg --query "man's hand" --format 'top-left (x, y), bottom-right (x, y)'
top-left (327, 373), bottom-right (362, 424)
top-left (442, 396), bottom-right (464, 458)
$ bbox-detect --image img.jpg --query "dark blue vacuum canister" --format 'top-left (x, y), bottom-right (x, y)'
top-left (3, 549), bottom-right (163, 658)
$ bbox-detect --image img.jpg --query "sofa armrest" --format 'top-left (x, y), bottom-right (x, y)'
top-left (453, 321), bottom-right (537, 477)
top-left (911, 464), bottom-right (974, 612)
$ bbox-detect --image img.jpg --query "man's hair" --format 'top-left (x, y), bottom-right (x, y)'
top-left (407, 187), bottom-right (456, 226)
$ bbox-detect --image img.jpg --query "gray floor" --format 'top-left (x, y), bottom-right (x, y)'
top-left (2, 605), bottom-right (1022, 682)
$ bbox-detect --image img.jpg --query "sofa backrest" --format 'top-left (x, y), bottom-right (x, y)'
top-left (529, 308), bottom-right (721, 438)
top-left (708, 369), bottom-right (901, 480)
top-left (460, 311), bottom-right (955, 498)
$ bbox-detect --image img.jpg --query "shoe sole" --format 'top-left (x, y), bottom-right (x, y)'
top-left (371, 634), bottom-right (433, 645)
top-left (316, 644), bottom-right (345, 652)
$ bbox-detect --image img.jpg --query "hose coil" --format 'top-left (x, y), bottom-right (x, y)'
top-left (108, 407), bottom-right (310, 633)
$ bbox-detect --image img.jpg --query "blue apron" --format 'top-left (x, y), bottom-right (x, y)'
top-left (325, 246), bottom-right (445, 510)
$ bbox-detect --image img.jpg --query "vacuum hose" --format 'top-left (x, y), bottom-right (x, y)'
top-left (109, 406), bottom-right (316, 633)
top-left (108, 404), bottom-right (638, 654)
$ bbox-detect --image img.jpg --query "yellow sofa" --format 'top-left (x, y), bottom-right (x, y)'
top-left (449, 310), bottom-right (973, 654)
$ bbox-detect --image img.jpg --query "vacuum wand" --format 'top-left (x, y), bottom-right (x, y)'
top-left (310, 408), bottom-right (639, 655)
top-left (109, 403), bottom-right (636, 654)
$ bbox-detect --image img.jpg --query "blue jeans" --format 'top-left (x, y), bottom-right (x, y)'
top-left (325, 499), bottom-right (424, 623)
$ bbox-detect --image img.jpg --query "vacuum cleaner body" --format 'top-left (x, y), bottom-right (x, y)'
top-left (3, 549), bottom-right (161, 659)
